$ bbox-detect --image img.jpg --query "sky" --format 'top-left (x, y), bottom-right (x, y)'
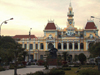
top-left (0, 0), bottom-right (100, 37)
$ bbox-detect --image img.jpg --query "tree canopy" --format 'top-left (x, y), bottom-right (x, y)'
top-left (78, 53), bottom-right (86, 65)
top-left (0, 36), bottom-right (27, 64)
top-left (88, 42), bottom-right (100, 57)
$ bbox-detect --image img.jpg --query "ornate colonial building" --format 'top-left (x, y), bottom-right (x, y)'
top-left (13, 3), bottom-right (99, 61)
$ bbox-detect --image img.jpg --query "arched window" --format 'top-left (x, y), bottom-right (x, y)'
top-left (69, 43), bottom-right (72, 49)
top-left (48, 43), bottom-right (54, 49)
top-left (89, 43), bottom-right (92, 48)
top-left (40, 43), bottom-right (44, 49)
top-left (29, 44), bottom-right (33, 49)
top-left (58, 43), bottom-right (61, 49)
top-left (63, 43), bottom-right (67, 49)
top-left (75, 43), bottom-right (78, 49)
top-left (40, 55), bottom-right (43, 59)
top-left (24, 44), bottom-right (26, 49)
top-left (36, 44), bottom-right (38, 49)
top-left (80, 43), bottom-right (84, 49)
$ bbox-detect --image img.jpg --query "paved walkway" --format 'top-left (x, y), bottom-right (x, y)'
top-left (0, 65), bottom-right (56, 75)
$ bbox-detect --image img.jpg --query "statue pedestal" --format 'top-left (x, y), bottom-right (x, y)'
top-left (48, 59), bottom-right (57, 65)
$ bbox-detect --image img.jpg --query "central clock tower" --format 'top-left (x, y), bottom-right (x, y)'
top-left (67, 2), bottom-right (74, 28)
top-left (66, 2), bottom-right (75, 36)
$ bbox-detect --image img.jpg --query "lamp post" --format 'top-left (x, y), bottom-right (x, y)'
top-left (29, 28), bottom-right (32, 62)
top-left (0, 18), bottom-right (13, 36)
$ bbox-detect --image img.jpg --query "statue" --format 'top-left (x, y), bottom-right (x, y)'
top-left (49, 47), bottom-right (58, 59)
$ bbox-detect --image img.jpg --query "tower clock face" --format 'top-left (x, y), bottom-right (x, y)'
top-left (69, 21), bottom-right (72, 24)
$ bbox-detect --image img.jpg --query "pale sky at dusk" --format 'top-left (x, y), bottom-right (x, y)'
top-left (0, 0), bottom-right (100, 37)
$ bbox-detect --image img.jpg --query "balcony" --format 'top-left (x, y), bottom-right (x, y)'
top-left (67, 12), bottom-right (74, 16)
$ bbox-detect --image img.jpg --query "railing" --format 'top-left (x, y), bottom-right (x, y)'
top-left (67, 12), bottom-right (74, 16)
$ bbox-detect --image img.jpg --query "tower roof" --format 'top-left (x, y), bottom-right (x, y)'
top-left (85, 21), bottom-right (97, 29)
top-left (45, 21), bottom-right (56, 30)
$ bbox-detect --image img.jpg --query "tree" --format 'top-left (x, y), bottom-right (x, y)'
top-left (13, 43), bottom-right (25, 75)
top-left (73, 55), bottom-right (79, 62)
top-left (88, 42), bottom-right (100, 57)
top-left (0, 36), bottom-right (27, 75)
top-left (62, 52), bottom-right (69, 61)
top-left (0, 36), bottom-right (16, 64)
top-left (78, 53), bottom-right (86, 65)
top-left (57, 53), bottom-right (62, 67)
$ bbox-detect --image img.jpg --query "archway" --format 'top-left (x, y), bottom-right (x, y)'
top-left (89, 43), bottom-right (92, 48)
top-left (48, 43), bottom-right (54, 50)
top-left (63, 43), bottom-right (67, 49)
top-left (75, 43), bottom-right (78, 49)
top-left (69, 43), bottom-right (72, 49)
top-left (40, 43), bottom-right (44, 49)
top-left (58, 43), bottom-right (61, 49)
top-left (80, 43), bottom-right (84, 49)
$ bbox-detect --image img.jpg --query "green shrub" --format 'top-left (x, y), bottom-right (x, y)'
top-left (62, 67), bottom-right (71, 70)
top-left (0, 66), bottom-right (5, 71)
top-left (9, 64), bottom-right (25, 69)
top-left (78, 69), bottom-right (100, 75)
top-left (33, 71), bottom-right (44, 75)
top-left (26, 71), bottom-right (44, 75)
top-left (9, 64), bottom-right (14, 69)
top-left (48, 69), bottom-right (65, 75)
top-left (74, 65), bottom-right (80, 67)
top-left (38, 59), bottom-right (45, 65)
top-left (31, 63), bottom-right (35, 65)
top-left (26, 72), bottom-right (34, 75)
top-left (62, 64), bottom-right (68, 67)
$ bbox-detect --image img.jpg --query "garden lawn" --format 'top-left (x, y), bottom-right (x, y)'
top-left (65, 68), bottom-right (78, 75)
top-left (65, 66), bottom-right (98, 75)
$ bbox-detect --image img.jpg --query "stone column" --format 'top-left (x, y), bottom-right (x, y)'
top-left (54, 42), bottom-right (55, 48)
top-left (33, 42), bottom-right (35, 50)
top-left (61, 31), bottom-right (63, 36)
top-left (22, 42), bottom-right (24, 48)
top-left (34, 53), bottom-right (36, 59)
top-left (67, 42), bottom-right (69, 50)
top-left (38, 42), bottom-right (40, 50)
top-left (72, 42), bottom-right (74, 51)
top-left (78, 42), bottom-right (80, 50)
top-left (37, 53), bottom-right (38, 60)
top-left (62, 42), bottom-right (63, 50)
top-left (46, 42), bottom-right (47, 50)
top-left (86, 42), bottom-right (88, 50)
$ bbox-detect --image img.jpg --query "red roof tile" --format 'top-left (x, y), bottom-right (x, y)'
top-left (13, 35), bottom-right (37, 39)
top-left (45, 23), bottom-right (56, 30)
top-left (85, 22), bottom-right (97, 29)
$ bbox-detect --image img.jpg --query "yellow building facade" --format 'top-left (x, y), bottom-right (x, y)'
top-left (13, 3), bottom-right (100, 61)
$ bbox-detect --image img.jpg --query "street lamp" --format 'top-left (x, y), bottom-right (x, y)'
top-left (0, 18), bottom-right (13, 36)
top-left (29, 28), bottom-right (32, 62)
top-left (91, 16), bottom-right (100, 20)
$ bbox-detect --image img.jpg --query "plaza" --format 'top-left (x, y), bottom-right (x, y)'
top-left (0, 65), bottom-right (57, 75)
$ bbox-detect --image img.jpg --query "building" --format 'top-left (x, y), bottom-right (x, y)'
top-left (13, 3), bottom-right (100, 61)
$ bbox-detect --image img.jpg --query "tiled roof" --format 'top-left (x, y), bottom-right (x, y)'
top-left (13, 35), bottom-right (37, 39)
top-left (85, 22), bottom-right (97, 29)
top-left (45, 23), bottom-right (56, 30)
